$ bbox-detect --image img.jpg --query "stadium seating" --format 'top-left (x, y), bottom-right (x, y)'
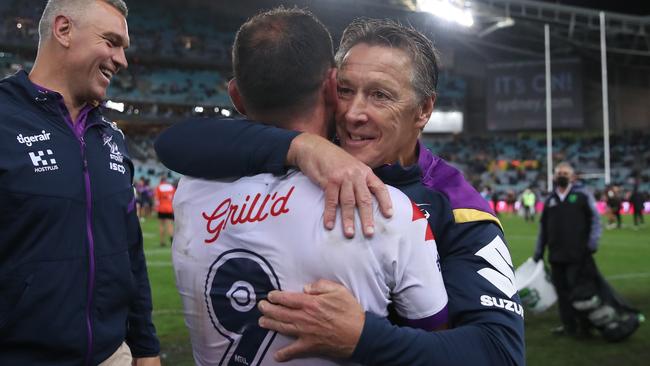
top-left (422, 133), bottom-right (650, 195)
top-left (2, 0), bottom-right (648, 203)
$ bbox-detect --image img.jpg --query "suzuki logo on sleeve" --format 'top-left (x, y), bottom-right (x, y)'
top-left (475, 236), bottom-right (517, 298)
top-left (29, 149), bottom-right (59, 173)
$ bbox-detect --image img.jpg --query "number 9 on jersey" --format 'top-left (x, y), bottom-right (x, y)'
top-left (204, 249), bottom-right (282, 366)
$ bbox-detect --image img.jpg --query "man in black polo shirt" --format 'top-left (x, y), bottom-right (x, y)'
top-left (534, 162), bottom-right (601, 336)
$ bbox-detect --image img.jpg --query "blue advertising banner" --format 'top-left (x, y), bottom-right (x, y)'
top-left (486, 59), bottom-right (583, 131)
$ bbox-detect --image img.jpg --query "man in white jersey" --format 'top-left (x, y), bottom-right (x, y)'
top-left (172, 8), bottom-right (448, 365)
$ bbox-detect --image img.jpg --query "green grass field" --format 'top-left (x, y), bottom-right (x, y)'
top-left (141, 214), bottom-right (649, 365)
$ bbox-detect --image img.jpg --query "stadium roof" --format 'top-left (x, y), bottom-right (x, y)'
top-left (188, 0), bottom-right (649, 66)
top-left (357, 0), bottom-right (650, 66)
top-left (471, 0), bottom-right (650, 58)
top-left (538, 0), bottom-right (650, 16)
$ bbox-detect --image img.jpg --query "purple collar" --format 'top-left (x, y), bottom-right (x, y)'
top-left (416, 140), bottom-right (496, 216)
top-left (32, 82), bottom-right (94, 137)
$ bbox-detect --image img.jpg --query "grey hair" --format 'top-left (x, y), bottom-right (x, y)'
top-left (38, 0), bottom-right (128, 43)
top-left (335, 18), bottom-right (439, 103)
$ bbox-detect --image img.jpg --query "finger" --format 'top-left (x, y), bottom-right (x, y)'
top-left (339, 180), bottom-right (356, 238)
top-left (258, 316), bottom-right (299, 337)
top-left (353, 178), bottom-right (375, 237)
top-left (274, 339), bottom-right (312, 362)
top-left (323, 182), bottom-right (339, 231)
top-left (258, 300), bottom-right (303, 327)
top-left (266, 290), bottom-right (312, 309)
top-left (367, 174), bottom-right (393, 218)
top-left (304, 279), bottom-right (345, 295)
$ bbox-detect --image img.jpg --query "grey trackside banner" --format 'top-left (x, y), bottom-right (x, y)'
top-left (486, 59), bottom-right (583, 131)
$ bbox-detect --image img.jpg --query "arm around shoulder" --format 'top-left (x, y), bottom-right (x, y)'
top-left (154, 117), bottom-right (299, 178)
top-left (351, 313), bottom-right (522, 366)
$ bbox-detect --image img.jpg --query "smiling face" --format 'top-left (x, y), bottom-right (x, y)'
top-left (66, 0), bottom-right (129, 104)
top-left (335, 43), bottom-right (431, 168)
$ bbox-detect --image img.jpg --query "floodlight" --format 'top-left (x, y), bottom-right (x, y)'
top-left (418, 0), bottom-right (474, 27)
top-left (105, 100), bottom-right (125, 112)
top-left (478, 17), bottom-right (515, 37)
top-left (497, 17), bottom-right (515, 28)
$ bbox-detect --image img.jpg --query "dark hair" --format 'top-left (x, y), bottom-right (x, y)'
top-left (335, 18), bottom-right (439, 102)
top-left (232, 7), bottom-right (335, 113)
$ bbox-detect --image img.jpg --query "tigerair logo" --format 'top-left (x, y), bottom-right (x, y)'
top-left (476, 236), bottom-right (524, 317)
top-left (29, 149), bottom-right (59, 173)
top-left (17, 130), bottom-right (52, 146)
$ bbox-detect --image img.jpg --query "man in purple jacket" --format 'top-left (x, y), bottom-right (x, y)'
top-left (0, 0), bottom-right (159, 365)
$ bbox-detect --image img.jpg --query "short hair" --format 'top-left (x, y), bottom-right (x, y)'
top-left (232, 6), bottom-right (335, 113)
top-left (38, 0), bottom-right (128, 43)
top-left (335, 18), bottom-right (439, 103)
top-left (554, 162), bottom-right (574, 175)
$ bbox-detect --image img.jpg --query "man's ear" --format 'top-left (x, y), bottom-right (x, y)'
top-left (415, 94), bottom-right (436, 130)
top-left (323, 68), bottom-right (338, 110)
top-left (228, 79), bottom-right (247, 116)
top-left (52, 15), bottom-right (73, 48)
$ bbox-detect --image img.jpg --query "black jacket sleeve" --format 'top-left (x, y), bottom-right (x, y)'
top-left (153, 117), bottom-right (299, 178)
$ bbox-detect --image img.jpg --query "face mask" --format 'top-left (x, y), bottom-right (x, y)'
top-left (556, 176), bottom-right (570, 188)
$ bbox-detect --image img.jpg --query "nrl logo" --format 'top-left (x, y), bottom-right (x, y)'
top-left (103, 133), bottom-right (123, 163)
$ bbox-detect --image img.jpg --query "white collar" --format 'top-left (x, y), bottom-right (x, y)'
top-left (556, 184), bottom-right (573, 202)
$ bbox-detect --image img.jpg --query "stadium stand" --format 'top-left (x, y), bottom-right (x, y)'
top-left (1, 0), bottom-right (648, 202)
top-left (423, 133), bottom-right (650, 193)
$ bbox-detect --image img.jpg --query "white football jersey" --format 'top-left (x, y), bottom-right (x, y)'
top-left (172, 171), bottom-right (447, 366)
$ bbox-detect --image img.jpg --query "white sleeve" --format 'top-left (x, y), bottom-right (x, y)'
top-left (391, 202), bottom-right (448, 322)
